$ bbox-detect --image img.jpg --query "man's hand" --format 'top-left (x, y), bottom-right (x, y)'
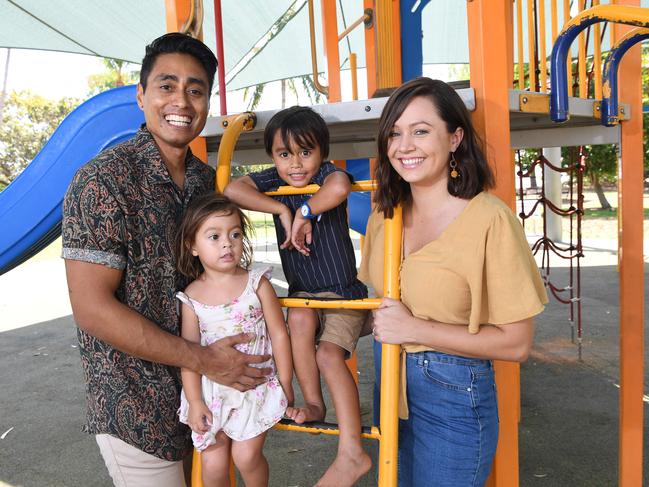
top-left (202, 333), bottom-right (271, 391)
top-left (291, 213), bottom-right (312, 256)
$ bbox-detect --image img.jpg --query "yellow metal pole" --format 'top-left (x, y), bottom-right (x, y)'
top-left (610, 0), bottom-right (618, 45)
top-left (615, 2), bottom-right (644, 485)
top-left (551, 0), bottom-right (558, 42)
top-left (350, 52), bottom-right (358, 101)
top-left (215, 113), bottom-right (256, 192)
top-left (564, 0), bottom-right (573, 96)
top-left (378, 205), bottom-right (402, 487)
top-left (371, 3), bottom-right (403, 485)
top-left (578, 0), bottom-right (588, 97)
top-left (517, 0), bottom-right (525, 89)
top-left (538, 0), bottom-right (548, 92)
top-left (467, 2), bottom-right (519, 486)
top-left (593, 0), bottom-right (603, 100)
top-left (526, 0), bottom-right (537, 90)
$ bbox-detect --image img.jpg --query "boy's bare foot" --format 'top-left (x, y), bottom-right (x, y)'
top-left (315, 450), bottom-right (371, 487)
top-left (285, 403), bottom-right (325, 424)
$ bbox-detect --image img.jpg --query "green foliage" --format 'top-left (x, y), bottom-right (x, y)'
top-left (583, 144), bottom-right (617, 183)
top-left (242, 74), bottom-right (324, 111)
top-left (0, 90), bottom-right (80, 190)
top-left (231, 163), bottom-right (273, 179)
top-left (87, 58), bottom-right (139, 96)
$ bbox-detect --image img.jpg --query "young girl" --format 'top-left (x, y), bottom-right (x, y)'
top-left (175, 193), bottom-right (294, 487)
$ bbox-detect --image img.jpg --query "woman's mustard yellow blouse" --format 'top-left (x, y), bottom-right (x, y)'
top-left (358, 192), bottom-right (548, 418)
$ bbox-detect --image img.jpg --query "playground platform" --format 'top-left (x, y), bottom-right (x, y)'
top-left (0, 240), bottom-right (648, 487)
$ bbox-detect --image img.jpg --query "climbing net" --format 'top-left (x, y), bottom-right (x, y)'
top-left (516, 147), bottom-right (586, 359)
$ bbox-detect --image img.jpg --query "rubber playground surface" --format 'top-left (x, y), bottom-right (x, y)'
top-left (1, 238), bottom-right (648, 487)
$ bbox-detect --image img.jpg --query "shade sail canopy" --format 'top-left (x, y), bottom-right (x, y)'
top-left (1, 0), bottom-right (646, 91)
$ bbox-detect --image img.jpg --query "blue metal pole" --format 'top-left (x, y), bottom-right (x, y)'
top-left (601, 32), bottom-right (649, 126)
top-left (400, 0), bottom-right (431, 82)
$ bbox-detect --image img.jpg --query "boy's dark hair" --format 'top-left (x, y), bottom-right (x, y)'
top-left (140, 32), bottom-right (218, 93)
top-left (374, 77), bottom-right (494, 218)
top-left (176, 193), bottom-right (253, 280)
top-left (263, 106), bottom-right (330, 160)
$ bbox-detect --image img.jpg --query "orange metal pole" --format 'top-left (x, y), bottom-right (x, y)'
top-left (374, 0), bottom-right (402, 90)
top-left (320, 0), bottom-right (346, 170)
top-left (164, 0), bottom-right (208, 164)
top-left (615, 2), bottom-right (644, 486)
top-left (526, 0), bottom-right (537, 90)
top-left (321, 0), bottom-right (341, 103)
top-left (467, 2), bottom-right (519, 487)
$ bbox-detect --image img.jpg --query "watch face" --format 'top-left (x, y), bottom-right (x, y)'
top-left (301, 205), bottom-right (309, 217)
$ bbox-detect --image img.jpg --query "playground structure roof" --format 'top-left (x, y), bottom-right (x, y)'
top-left (1, 0), bottom-right (467, 91)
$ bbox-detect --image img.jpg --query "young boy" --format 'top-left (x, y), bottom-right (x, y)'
top-left (224, 106), bottom-right (371, 486)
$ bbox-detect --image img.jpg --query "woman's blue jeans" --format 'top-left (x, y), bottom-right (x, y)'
top-left (373, 342), bottom-right (499, 487)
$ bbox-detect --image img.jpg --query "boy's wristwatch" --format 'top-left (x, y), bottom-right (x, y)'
top-left (300, 202), bottom-right (321, 221)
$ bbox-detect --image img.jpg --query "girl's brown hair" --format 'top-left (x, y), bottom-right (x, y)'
top-left (374, 77), bottom-right (494, 218)
top-left (175, 193), bottom-right (253, 279)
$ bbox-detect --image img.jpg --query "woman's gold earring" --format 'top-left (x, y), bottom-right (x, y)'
top-left (449, 153), bottom-right (459, 179)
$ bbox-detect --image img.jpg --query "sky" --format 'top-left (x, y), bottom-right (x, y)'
top-left (1, 48), bottom-right (106, 100)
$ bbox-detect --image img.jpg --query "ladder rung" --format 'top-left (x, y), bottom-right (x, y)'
top-left (265, 180), bottom-right (376, 196)
top-left (278, 297), bottom-right (381, 310)
top-left (274, 418), bottom-right (381, 440)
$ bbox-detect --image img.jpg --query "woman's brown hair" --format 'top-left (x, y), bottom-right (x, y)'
top-left (374, 77), bottom-right (494, 218)
top-left (175, 193), bottom-right (253, 279)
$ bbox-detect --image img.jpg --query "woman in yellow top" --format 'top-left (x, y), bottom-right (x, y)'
top-left (359, 77), bottom-right (548, 487)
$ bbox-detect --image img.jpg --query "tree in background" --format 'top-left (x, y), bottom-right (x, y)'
top-left (242, 74), bottom-right (323, 110)
top-left (0, 90), bottom-right (79, 190)
top-left (87, 58), bottom-right (139, 96)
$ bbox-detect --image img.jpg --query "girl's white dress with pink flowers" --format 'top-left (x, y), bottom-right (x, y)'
top-left (176, 267), bottom-right (287, 449)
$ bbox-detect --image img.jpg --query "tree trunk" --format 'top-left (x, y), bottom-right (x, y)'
top-left (591, 172), bottom-right (612, 210)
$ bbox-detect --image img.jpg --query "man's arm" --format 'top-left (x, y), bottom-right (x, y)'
top-left (65, 259), bottom-right (270, 391)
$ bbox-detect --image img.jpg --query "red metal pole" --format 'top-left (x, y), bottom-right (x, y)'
top-left (213, 0), bottom-right (227, 115)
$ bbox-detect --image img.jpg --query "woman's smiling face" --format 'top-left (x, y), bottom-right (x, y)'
top-left (387, 96), bottom-right (463, 189)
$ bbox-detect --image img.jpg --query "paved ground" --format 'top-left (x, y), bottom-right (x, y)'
top-left (1, 240), bottom-right (648, 486)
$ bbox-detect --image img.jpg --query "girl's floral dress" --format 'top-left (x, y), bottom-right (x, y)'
top-left (176, 267), bottom-right (287, 449)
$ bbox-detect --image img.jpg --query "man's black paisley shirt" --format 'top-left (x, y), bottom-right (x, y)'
top-left (62, 127), bottom-right (215, 461)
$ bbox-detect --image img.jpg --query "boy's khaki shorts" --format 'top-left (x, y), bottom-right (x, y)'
top-left (289, 291), bottom-right (368, 357)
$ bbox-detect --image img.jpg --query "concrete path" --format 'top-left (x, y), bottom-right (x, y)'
top-left (1, 241), bottom-right (648, 486)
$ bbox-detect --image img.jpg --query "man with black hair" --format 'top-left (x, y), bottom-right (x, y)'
top-left (62, 33), bottom-right (270, 486)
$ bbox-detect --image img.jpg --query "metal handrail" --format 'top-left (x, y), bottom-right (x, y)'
top-left (550, 4), bottom-right (649, 122)
top-left (601, 27), bottom-right (649, 126)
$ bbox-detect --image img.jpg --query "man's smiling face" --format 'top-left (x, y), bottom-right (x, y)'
top-left (136, 52), bottom-right (210, 153)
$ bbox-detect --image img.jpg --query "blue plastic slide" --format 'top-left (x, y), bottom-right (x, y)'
top-left (0, 85), bottom-right (144, 275)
